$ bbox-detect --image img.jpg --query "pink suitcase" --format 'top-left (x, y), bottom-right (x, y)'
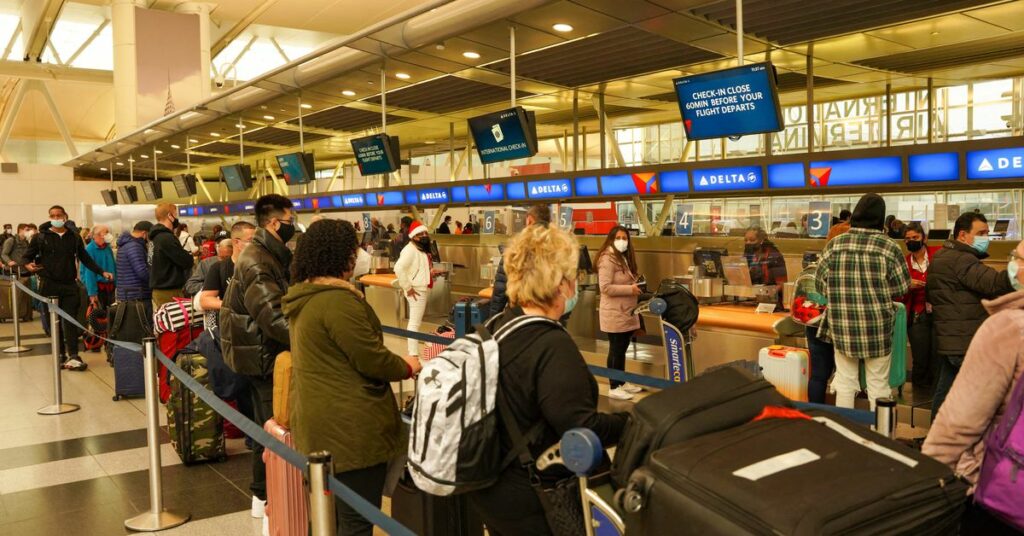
top-left (263, 419), bottom-right (309, 536)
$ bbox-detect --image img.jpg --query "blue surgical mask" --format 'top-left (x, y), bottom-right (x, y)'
top-left (50, 219), bottom-right (65, 229)
top-left (971, 235), bottom-right (990, 254)
top-left (563, 281), bottom-right (579, 315)
top-left (1009, 260), bottom-right (1023, 292)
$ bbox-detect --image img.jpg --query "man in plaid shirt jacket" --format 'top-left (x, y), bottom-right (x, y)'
top-left (815, 193), bottom-right (911, 409)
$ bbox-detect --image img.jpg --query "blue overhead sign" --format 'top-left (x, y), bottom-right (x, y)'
top-left (909, 152), bottom-right (959, 183)
top-left (660, 170), bottom-right (689, 193)
top-left (450, 187), bottom-right (468, 203)
top-left (506, 182), bottom-right (526, 200)
top-left (574, 176), bottom-right (599, 197)
top-left (417, 188), bottom-right (450, 205)
top-left (768, 162), bottom-right (805, 189)
top-left (364, 191), bottom-right (405, 207)
top-left (808, 156), bottom-right (902, 188)
top-left (467, 184), bottom-right (506, 202)
top-left (692, 165), bottom-right (763, 192)
top-left (526, 178), bottom-right (571, 199)
top-left (673, 62), bottom-right (783, 141)
top-left (967, 147), bottom-right (1024, 180)
top-left (340, 193), bottom-right (365, 208)
top-left (404, 191), bottom-right (418, 205)
top-left (600, 172), bottom-right (659, 196)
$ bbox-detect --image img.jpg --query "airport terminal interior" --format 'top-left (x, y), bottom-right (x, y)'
top-left (0, 0), bottom-right (1023, 534)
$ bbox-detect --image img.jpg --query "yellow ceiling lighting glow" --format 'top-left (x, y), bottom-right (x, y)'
top-left (115, 162), bottom-right (124, 166)
top-left (300, 103), bottom-right (313, 109)
top-left (210, 132), bottom-right (221, 137)
top-left (154, 150), bottom-right (163, 154)
top-left (341, 90), bottom-right (356, 96)
top-left (395, 72), bottom-right (411, 80)
top-left (140, 154), bottom-right (149, 158)
top-left (462, 51), bottom-right (480, 59)
top-left (263, 115), bottom-right (275, 120)
top-left (552, 23), bottom-right (574, 33)
top-left (170, 144), bottom-right (180, 149)
top-left (188, 139), bottom-right (198, 143)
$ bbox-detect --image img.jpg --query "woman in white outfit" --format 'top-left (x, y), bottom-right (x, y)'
top-left (393, 220), bottom-right (436, 356)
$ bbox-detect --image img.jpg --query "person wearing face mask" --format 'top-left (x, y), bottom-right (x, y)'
top-left (2, 223), bottom-right (33, 269)
top-left (923, 239), bottom-right (1024, 533)
top-left (895, 222), bottom-right (941, 391)
top-left (490, 204), bottom-right (551, 318)
top-left (80, 225), bottom-right (117, 311)
top-left (199, 222), bottom-right (255, 330)
top-left (221, 194), bottom-right (295, 521)
top-left (597, 225), bottom-right (644, 401)
top-left (0, 224), bottom-right (13, 251)
top-left (149, 203), bottom-right (196, 310)
top-left (742, 226), bottom-right (788, 294)
top-left (467, 224), bottom-right (627, 536)
top-left (393, 220), bottom-right (443, 357)
top-left (23, 205), bottom-right (113, 371)
top-left (927, 212), bottom-right (1015, 420)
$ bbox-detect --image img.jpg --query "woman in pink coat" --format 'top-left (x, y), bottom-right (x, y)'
top-left (597, 226), bottom-right (643, 401)
top-left (923, 239), bottom-right (1024, 533)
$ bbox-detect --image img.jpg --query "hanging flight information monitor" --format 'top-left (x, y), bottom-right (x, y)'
top-left (467, 106), bottom-right (538, 165)
top-left (351, 134), bottom-right (400, 176)
top-left (673, 62), bottom-right (783, 141)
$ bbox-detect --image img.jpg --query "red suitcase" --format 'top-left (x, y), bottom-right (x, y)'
top-left (262, 419), bottom-right (308, 536)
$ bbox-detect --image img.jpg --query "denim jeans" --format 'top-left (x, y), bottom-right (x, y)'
top-left (931, 355), bottom-right (963, 421)
top-left (805, 326), bottom-right (835, 404)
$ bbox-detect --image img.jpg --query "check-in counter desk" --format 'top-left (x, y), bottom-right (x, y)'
top-left (360, 269), bottom-right (453, 327)
top-left (690, 305), bottom-right (789, 373)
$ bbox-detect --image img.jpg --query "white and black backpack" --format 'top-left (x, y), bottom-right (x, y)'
top-left (407, 314), bottom-right (560, 496)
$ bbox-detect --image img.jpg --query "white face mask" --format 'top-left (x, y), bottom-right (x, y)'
top-left (104, 233), bottom-right (114, 244)
top-left (23, 230), bottom-right (34, 240)
top-left (613, 239), bottom-right (629, 253)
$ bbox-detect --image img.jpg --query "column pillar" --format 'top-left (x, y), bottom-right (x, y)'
top-left (112, 0), bottom-right (145, 136)
top-left (176, 2), bottom-right (213, 100)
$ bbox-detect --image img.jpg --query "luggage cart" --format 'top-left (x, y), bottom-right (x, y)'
top-left (631, 280), bottom-right (700, 384)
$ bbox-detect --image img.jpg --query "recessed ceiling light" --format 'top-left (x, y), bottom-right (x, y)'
top-left (552, 23), bottom-right (574, 33)
top-left (395, 72), bottom-right (411, 80)
top-left (424, 140), bottom-right (436, 145)
top-left (154, 150), bottom-right (163, 154)
top-left (100, 167), bottom-right (108, 171)
top-left (462, 51), bottom-right (480, 59)
top-left (170, 144), bottom-right (180, 149)
top-left (144, 128), bottom-right (155, 134)
top-left (188, 138), bottom-right (198, 143)
top-left (128, 158), bottom-right (135, 163)
top-left (931, 31), bottom-right (940, 36)
top-left (210, 132), bottom-right (221, 137)
top-left (140, 154), bottom-right (150, 159)
top-left (341, 90), bottom-right (356, 97)
top-left (300, 103), bottom-right (312, 109)
top-left (115, 162), bottom-right (124, 166)
top-left (235, 123), bottom-right (245, 129)
top-left (263, 115), bottom-right (275, 121)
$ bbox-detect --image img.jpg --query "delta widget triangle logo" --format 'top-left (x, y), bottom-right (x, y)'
top-left (684, 119), bottom-right (692, 134)
top-left (978, 158), bottom-right (993, 172)
top-left (484, 183), bottom-right (493, 194)
top-left (809, 167), bottom-right (832, 187)
top-left (631, 173), bottom-right (658, 194)
top-left (376, 194), bottom-right (385, 206)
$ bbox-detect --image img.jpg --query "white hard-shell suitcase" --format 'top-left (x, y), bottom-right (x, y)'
top-left (758, 345), bottom-right (809, 401)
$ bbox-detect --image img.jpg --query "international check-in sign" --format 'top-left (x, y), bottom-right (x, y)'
top-left (361, 213), bottom-right (371, 231)
top-left (807, 201), bottom-right (832, 238)
top-left (482, 211), bottom-right (496, 235)
top-left (675, 203), bottom-right (694, 236)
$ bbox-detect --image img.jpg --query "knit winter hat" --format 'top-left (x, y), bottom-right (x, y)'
top-left (850, 193), bottom-right (886, 231)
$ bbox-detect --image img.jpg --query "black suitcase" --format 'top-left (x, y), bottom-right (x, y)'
top-left (611, 366), bottom-right (789, 488)
top-left (621, 409), bottom-right (968, 536)
top-left (390, 473), bottom-right (484, 536)
top-left (111, 346), bottom-right (145, 401)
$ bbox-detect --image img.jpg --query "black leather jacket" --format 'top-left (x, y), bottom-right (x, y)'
top-left (221, 228), bottom-right (292, 378)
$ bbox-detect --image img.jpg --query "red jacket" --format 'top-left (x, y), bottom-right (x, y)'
top-left (899, 245), bottom-right (940, 317)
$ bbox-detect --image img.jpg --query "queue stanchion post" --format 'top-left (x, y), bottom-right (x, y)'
top-left (307, 451), bottom-right (336, 536)
top-left (124, 337), bottom-right (190, 531)
top-left (4, 267), bottom-right (29, 354)
top-left (37, 297), bottom-right (79, 415)
top-left (874, 397), bottom-right (897, 439)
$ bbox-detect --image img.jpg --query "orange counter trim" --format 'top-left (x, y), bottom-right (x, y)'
top-left (696, 305), bottom-right (786, 334)
top-left (479, 287), bottom-right (493, 299)
top-left (359, 273), bottom-right (398, 289)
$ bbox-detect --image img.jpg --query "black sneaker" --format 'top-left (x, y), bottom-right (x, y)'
top-left (63, 357), bottom-right (88, 371)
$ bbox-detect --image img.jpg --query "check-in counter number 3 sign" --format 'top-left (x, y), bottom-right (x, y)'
top-left (807, 202), bottom-right (831, 238)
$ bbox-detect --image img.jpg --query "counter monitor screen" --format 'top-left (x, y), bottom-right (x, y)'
top-left (928, 229), bottom-right (951, 241)
top-left (276, 152), bottom-right (314, 185)
top-left (141, 180), bottom-right (162, 200)
top-left (117, 185), bottom-right (138, 204)
top-left (351, 134), bottom-right (400, 175)
top-left (693, 247), bottom-right (727, 278)
top-left (220, 164), bottom-right (253, 192)
top-left (171, 174), bottom-right (197, 197)
top-left (673, 62), bottom-right (783, 141)
top-left (101, 189), bottom-right (118, 206)
top-left (993, 219), bottom-right (1010, 235)
top-left (467, 106), bottom-right (538, 165)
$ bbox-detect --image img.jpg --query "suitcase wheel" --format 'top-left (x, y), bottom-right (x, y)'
top-left (112, 394), bottom-right (122, 401)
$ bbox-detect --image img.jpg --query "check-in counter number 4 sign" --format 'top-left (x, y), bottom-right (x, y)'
top-left (676, 204), bottom-right (694, 236)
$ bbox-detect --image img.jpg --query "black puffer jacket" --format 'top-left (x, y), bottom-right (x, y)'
top-left (221, 228), bottom-right (292, 378)
top-left (926, 240), bottom-right (1014, 356)
top-left (489, 258), bottom-right (509, 317)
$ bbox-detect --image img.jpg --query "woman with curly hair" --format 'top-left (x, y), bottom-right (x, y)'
top-left (282, 218), bottom-right (421, 535)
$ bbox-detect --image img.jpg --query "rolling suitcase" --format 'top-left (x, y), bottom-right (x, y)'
top-left (758, 345), bottom-right (809, 401)
top-left (263, 418), bottom-right (308, 536)
top-left (622, 409), bottom-right (968, 536)
top-left (390, 473), bottom-right (484, 536)
top-left (111, 346), bottom-right (145, 401)
top-left (611, 366), bottom-right (790, 488)
top-left (167, 351), bottom-right (226, 464)
top-left (0, 278), bottom-right (32, 322)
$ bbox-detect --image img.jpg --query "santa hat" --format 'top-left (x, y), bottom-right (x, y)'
top-left (408, 220), bottom-right (428, 238)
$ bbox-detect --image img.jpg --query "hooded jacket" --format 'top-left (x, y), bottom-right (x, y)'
top-left (221, 228), bottom-right (291, 378)
top-left (926, 240), bottom-right (1014, 356)
top-left (923, 289), bottom-right (1024, 489)
top-left (80, 240), bottom-right (116, 297)
top-left (282, 280), bottom-right (410, 473)
top-left (149, 223), bottom-right (194, 290)
top-left (116, 232), bottom-right (150, 301)
top-left (24, 220), bottom-right (104, 285)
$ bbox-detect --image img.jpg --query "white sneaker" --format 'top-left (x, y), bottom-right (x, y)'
top-left (251, 496), bottom-right (266, 518)
top-left (262, 514), bottom-right (270, 536)
top-left (607, 387), bottom-right (635, 401)
top-left (621, 383), bottom-right (644, 394)
top-left (63, 358), bottom-right (87, 371)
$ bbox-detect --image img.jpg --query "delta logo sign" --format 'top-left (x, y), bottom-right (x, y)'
top-left (600, 172), bottom-right (659, 196)
top-left (376, 194), bottom-right (385, 206)
top-left (809, 167), bottom-right (832, 187)
top-left (967, 148), bottom-right (1024, 180)
top-left (692, 165), bottom-right (762, 192)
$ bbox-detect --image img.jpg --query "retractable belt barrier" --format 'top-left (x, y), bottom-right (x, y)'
top-left (10, 273), bottom-right (874, 533)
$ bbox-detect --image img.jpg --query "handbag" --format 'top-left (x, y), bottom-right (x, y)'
top-left (497, 392), bottom-right (585, 536)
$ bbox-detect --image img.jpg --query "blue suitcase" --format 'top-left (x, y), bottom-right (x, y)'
top-left (111, 346), bottom-right (145, 401)
top-left (453, 299), bottom-right (491, 337)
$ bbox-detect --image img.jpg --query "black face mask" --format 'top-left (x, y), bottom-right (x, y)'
top-left (906, 240), bottom-right (924, 253)
top-left (277, 221), bottom-right (295, 243)
top-left (171, 218), bottom-right (180, 230)
top-left (415, 237), bottom-right (432, 252)
top-left (744, 243), bottom-right (760, 255)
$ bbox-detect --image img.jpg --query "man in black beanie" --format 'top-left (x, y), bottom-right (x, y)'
top-left (814, 193), bottom-right (911, 409)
